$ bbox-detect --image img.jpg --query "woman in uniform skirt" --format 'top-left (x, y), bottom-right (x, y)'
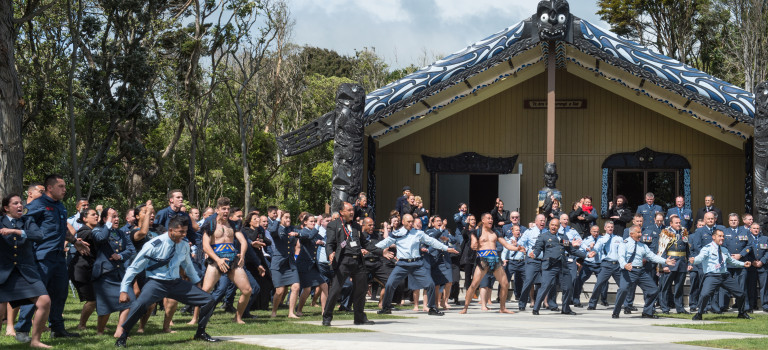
top-left (0, 194), bottom-right (51, 348)
top-left (92, 208), bottom-right (135, 337)
top-left (269, 213), bottom-right (301, 318)
top-left (70, 207), bottom-right (99, 331)
top-left (241, 212), bottom-right (273, 311)
top-left (425, 216), bottom-right (455, 310)
top-left (296, 212), bottom-right (328, 315)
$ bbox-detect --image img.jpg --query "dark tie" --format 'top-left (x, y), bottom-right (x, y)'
top-left (717, 244), bottom-right (724, 266)
top-left (628, 241), bottom-right (638, 266)
top-left (9, 218), bottom-right (16, 228)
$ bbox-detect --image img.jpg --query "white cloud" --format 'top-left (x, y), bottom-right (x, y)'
top-left (433, 0), bottom-right (528, 22)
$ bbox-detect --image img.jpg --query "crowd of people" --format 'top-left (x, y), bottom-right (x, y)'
top-left (1, 177), bottom-right (765, 348)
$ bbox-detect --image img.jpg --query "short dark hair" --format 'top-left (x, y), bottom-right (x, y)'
top-left (43, 174), bottom-right (64, 190)
top-left (78, 208), bottom-right (97, 224)
top-left (167, 189), bottom-right (182, 201)
top-left (216, 197), bottom-right (231, 208)
top-left (27, 182), bottom-right (42, 191)
top-left (168, 215), bottom-right (189, 230)
top-left (267, 206), bottom-right (278, 213)
top-left (0, 194), bottom-right (22, 215)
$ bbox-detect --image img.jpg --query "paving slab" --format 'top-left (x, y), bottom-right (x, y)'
top-left (224, 304), bottom-right (764, 350)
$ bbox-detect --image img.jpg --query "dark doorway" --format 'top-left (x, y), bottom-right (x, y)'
top-left (614, 170), bottom-right (679, 210)
top-left (469, 174), bottom-right (499, 218)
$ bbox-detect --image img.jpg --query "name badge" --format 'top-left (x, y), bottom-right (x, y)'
top-left (350, 241), bottom-right (358, 248)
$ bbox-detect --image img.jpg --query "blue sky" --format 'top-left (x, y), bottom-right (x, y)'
top-left (288, 0), bottom-right (609, 69)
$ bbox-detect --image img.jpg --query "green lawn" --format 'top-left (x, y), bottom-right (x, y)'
top-left (1, 298), bottom-right (404, 349)
top-left (659, 312), bottom-right (768, 350)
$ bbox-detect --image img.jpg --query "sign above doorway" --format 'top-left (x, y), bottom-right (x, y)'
top-left (523, 99), bottom-right (587, 109)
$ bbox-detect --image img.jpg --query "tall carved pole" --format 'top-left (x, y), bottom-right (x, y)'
top-left (331, 84), bottom-right (366, 212)
top-left (754, 82), bottom-right (768, 228)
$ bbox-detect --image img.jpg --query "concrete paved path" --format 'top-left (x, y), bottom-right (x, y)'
top-left (224, 304), bottom-right (764, 349)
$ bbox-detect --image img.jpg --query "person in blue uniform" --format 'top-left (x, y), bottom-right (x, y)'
top-left (69, 208), bottom-right (99, 331)
top-left (453, 203), bottom-right (468, 236)
top-left (242, 213), bottom-right (273, 311)
top-left (557, 214), bottom-right (583, 307)
top-left (91, 208), bottom-right (135, 337)
top-left (636, 192), bottom-right (663, 230)
top-left (376, 214), bottom-right (457, 316)
top-left (516, 214), bottom-right (548, 311)
top-left (746, 223), bottom-right (768, 312)
top-left (128, 201), bottom-right (168, 333)
top-left (666, 196), bottom-right (693, 231)
top-left (296, 212), bottom-right (328, 315)
top-left (587, 221), bottom-right (621, 310)
top-left (459, 213), bottom-right (518, 314)
top-left (575, 225), bottom-right (604, 307)
top-left (116, 216), bottom-right (219, 347)
top-left (530, 218), bottom-right (587, 315)
top-left (690, 228), bottom-right (753, 320)
top-left (0, 194), bottom-right (51, 348)
top-left (612, 225), bottom-right (675, 318)
top-left (620, 214), bottom-right (644, 311)
top-left (502, 224), bottom-right (526, 302)
top-left (16, 175), bottom-right (89, 340)
top-left (425, 216), bottom-right (457, 309)
top-left (269, 212), bottom-right (301, 318)
top-left (657, 215), bottom-right (692, 314)
top-left (689, 212), bottom-right (722, 312)
top-left (720, 213), bottom-right (751, 311)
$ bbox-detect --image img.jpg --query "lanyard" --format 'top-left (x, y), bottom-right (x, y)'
top-left (341, 219), bottom-right (351, 240)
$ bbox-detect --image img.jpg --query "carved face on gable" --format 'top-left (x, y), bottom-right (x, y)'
top-left (336, 83), bottom-right (366, 114)
top-left (536, 0), bottom-right (571, 41)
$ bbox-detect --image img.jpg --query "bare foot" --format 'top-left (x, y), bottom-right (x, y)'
top-left (295, 311), bottom-right (303, 317)
top-left (169, 321), bottom-right (174, 326)
top-left (77, 325), bottom-right (87, 331)
top-left (412, 306), bottom-right (419, 311)
top-left (270, 312), bottom-right (277, 318)
top-left (311, 303), bottom-right (318, 307)
top-left (162, 328), bottom-right (177, 334)
top-left (30, 340), bottom-right (52, 349)
top-left (287, 314), bottom-right (300, 319)
top-left (136, 328), bottom-right (144, 334)
top-left (186, 320), bottom-right (197, 325)
top-left (422, 307), bottom-right (430, 312)
top-left (481, 306), bottom-right (490, 311)
top-left (499, 309), bottom-right (515, 314)
top-left (442, 304), bottom-right (451, 310)
top-left (96, 332), bottom-right (104, 336)
top-left (6, 330), bottom-right (16, 336)
top-left (234, 318), bottom-right (246, 325)
top-left (459, 308), bottom-right (468, 314)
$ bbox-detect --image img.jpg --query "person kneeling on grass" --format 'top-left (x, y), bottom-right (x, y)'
top-left (115, 216), bottom-right (219, 347)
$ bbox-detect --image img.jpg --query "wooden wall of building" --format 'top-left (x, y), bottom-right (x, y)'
top-left (372, 70), bottom-right (747, 224)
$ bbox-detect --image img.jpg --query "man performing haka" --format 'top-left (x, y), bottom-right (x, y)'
top-left (460, 213), bottom-right (521, 314)
top-left (200, 197), bottom-right (252, 324)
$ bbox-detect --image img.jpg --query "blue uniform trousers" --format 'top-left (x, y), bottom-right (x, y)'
top-left (613, 268), bottom-right (659, 315)
top-left (517, 259), bottom-right (541, 308)
top-left (575, 262), bottom-right (604, 305)
top-left (659, 270), bottom-right (688, 312)
top-left (720, 268), bottom-right (747, 310)
top-left (505, 260), bottom-right (525, 300)
top-left (746, 268), bottom-right (767, 310)
top-left (382, 260), bottom-right (435, 310)
top-left (588, 260), bottom-right (620, 308)
top-left (122, 278), bottom-right (215, 335)
top-left (688, 265), bottom-right (702, 308)
top-left (15, 256), bottom-right (68, 332)
top-left (566, 261), bottom-right (579, 305)
top-left (698, 273), bottom-right (746, 314)
top-left (534, 262), bottom-right (574, 313)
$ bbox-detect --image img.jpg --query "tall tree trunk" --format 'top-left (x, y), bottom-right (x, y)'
top-left (238, 109), bottom-right (250, 211)
top-left (0, 2), bottom-right (24, 197)
top-left (187, 123), bottom-right (197, 205)
top-left (67, 0), bottom-right (82, 198)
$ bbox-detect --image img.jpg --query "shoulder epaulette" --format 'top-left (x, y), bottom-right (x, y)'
top-left (151, 238), bottom-right (163, 247)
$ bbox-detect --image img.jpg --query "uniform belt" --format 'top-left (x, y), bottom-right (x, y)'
top-left (345, 254), bottom-right (360, 259)
top-left (401, 257), bottom-right (422, 263)
top-left (511, 258), bottom-right (524, 261)
top-left (604, 260), bottom-right (617, 264)
top-left (667, 251), bottom-right (687, 257)
top-left (365, 257), bottom-right (379, 262)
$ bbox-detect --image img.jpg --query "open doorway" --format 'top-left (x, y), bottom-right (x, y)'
top-left (437, 174), bottom-right (515, 231)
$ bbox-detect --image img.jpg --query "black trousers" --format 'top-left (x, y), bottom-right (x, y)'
top-left (323, 256), bottom-right (368, 323)
top-left (122, 278), bottom-right (215, 336)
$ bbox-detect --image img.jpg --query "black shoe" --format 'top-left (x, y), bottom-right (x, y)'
top-left (692, 313), bottom-right (702, 320)
top-left (611, 313), bottom-right (619, 319)
top-left (241, 313), bottom-right (257, 319)
top-left (641, 313), bottom-right (659, 319)
top-left (690, 307), bottom-right (698, 312)
top-left (628, 306), bottom-right (638, 311)
top-left (587, 306), bottom-right (596, 310)
top-left (549, 307), bottom-right (560, 312)
top-left (623, 308), bottom-right (632, 315)
top-left (115, 337), bottom-right (127, 347)
top-left (180, 305), bottom-right (193, 315)
top-left (377, 308), bottom-right (392, 315)
top-left (737, 313), bottom-right (752, 319)
top-left (322, 320), bottom-right (331, 326)
top-left (763, 309), bottom-right (768, 313)
top-left (223, 305), bottom-right (237, 314)
top-left (561, 311), bottom-right (577, 315)
top-left (601, 301), bottom-right (609, 306)
top-left (532, 310), bottom-right (539, 315)
top-left (574, 304), bottom-right (583, 308)
top-left (745, 309), bottom-right (754, 313)
top-left (660, 311), bottom-right (670, 314)
top-left (678, 309), bottom-right (690, 314)
top-left (51, 329), bottom-right (81, 338)
top-left (193, 332), bottom-right (221, 342)
top-left (354, 320), bottom-right (375, 325)
top-left (428, 308), bottom-right (444, 316)
top-left (518, 306), bottom-right (526, 311)
top-left (338, 306), bottom-right (352, 312)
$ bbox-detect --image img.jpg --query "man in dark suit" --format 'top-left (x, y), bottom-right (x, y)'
top-left (322, 202), bottom-right (388, 326)
top-left (530, 218), bottom-right (587, 315)
top-left (695, 195), bottom-right (723, 226)
top-left (394, 186), bottom-right (411, 216)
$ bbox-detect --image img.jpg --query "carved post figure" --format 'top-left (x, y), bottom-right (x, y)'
top-left (754, 82), bottom-right (768, 228)
top-left (276, 83), bottom-right (366, 212)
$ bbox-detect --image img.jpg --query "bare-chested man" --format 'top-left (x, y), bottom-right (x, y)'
top-left (460, 213), bottom-right (521, 314)
top-left (199, 197), bottom-right (252, 324)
